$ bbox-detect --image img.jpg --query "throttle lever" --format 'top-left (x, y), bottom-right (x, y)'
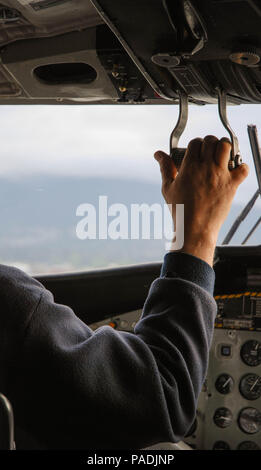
top-left (170, 90), bottom-right (188, 170)
top-left (170, 88), bottom-right (243, 170)
top-left (217, 88), bottom-right (242, 169)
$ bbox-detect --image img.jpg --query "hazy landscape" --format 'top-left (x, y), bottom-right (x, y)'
top-left (0, 175), bottom-right (259, 275)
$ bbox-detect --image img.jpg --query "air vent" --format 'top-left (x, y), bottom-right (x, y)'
top-left (34, 63), bottom-right (97, 85)
top-left (31, 0), bottom-right (72, 11)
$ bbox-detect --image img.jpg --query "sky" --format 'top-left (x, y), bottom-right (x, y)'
top-left (0, 102), bottom-right (260, 209)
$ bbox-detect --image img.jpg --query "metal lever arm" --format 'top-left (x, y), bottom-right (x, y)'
top-left (170, 88), bottom-right (243, 171)
top-left (217, 88), bottom-right (242, 169)
top-left (0, 393), bottom-right (15, 450)
top-left (170, 90), bottom-right (188, 169)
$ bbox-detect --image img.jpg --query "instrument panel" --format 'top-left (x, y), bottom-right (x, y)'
top-left (89, 291), bottom-right (261, 450)
top-left (188, 329), bottom-right (261, 450)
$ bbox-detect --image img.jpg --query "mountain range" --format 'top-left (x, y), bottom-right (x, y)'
top-left (0, 176), bottom-right (259, 274)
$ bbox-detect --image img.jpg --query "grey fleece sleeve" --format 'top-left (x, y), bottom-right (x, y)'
top-left (0, 252), bottom-right (217, 449)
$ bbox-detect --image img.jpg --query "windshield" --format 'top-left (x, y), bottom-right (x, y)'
top-left (0, 104), bottom-right (260, 275)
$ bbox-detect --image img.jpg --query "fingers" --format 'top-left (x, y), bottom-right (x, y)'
top-left (154, 150), bottom-right (178, 189)
top-left (231, 162), bottom-right (249, 185)
top-left (184, 137), bottom-right (203, 163)
top-left (215, 137), bottom-right (232, 168)
top-left (200, 135), bottom-right (219, 164)
top-left (155, 138), bottom-right (249, 191)
top-left (185, 136), bottom-right (219, 165)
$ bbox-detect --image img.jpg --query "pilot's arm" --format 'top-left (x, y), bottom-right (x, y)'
top-left (0, 136), bottom-right (248, 449)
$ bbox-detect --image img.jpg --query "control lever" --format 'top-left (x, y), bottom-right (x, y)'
top-left (217, 88), bottom-right (242, 169)
top-left (0, 393), bottom-right (15, 449)
top-left (170, 90), bottom-right (188, 170)
top-left (170, 88), bottom-right (243, 170)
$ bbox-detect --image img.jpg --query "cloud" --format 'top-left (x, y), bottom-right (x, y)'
top-left (0, 103), bottom-right (260, 207)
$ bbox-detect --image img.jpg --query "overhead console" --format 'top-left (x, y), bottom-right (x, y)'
top-left (0, 1), bottom-right (260, 104)
top-left (0, 24), bottom-right (159, 103)
top-left (90, 0), bottom-right (261, 105)
top-left (0, 1), bottom-right (159, 103)
top-left (0, 0), bottom-right (103, 42)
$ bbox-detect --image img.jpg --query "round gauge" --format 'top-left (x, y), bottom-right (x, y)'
top-left (240, 340), bottom-right (261, 367)
top-left (213, 441), bottom-right (230, 450)
top-left (213, 407), bottom-right (233, 428)
top-left (238, 408), bottom-right (261, 434)
top-left (237, 441), bottom-right (260, 450)
top-left (215, 374), bottom-right (234, 394)
top-left (240, 374), bottom-right (261, 400)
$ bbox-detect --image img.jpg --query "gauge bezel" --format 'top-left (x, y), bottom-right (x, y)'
top-left (237, 441), bottom-right (260, 450)
top-left (239, 373), bottom-right (261, 401)
top-left (240, 340), bottom-right (261, 367)
top-left (213, 441), bottom-right (230, 450)
top-left (238, 407), bottom-right (261, 435)
top-left (215, 373), bottom-right (234, 395)
top-left (213, 407), bottom-right (233, 428)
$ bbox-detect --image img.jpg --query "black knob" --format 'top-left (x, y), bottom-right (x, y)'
top-left (170, 147), bottom-right (186, 170)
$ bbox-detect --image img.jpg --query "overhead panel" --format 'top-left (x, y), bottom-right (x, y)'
top-left (0, 28), bottom-right (119, 102)
top-left (0, 0), bottom-right (103, 46)
top-left (90, 0), bottom-right (261, 104)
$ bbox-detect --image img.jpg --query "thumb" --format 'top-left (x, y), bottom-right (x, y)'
top-left (154, 151), bottom-right (178, 187)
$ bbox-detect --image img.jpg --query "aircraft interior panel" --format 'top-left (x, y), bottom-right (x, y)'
top-left (0, 0), bottom-right (260, 454)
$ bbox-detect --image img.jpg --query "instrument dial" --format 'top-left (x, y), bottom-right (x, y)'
top-left (237, 441), bottom-right (260, 450)
top-left (215, 374), bottom-right (234, 394)
top-left (239, 374), bottom-right (261, 400)
top-left (213, 441), bottom-right (230, 450)
top-left (241, 340), bottom-right (261, 367)
top-left (238, 407), bottom-right (261, 434)
top-left (213, 407), bottom-right (233, 428)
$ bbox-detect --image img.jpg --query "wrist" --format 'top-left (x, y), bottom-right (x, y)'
top-left (171, 231), bottom-right (217, 267)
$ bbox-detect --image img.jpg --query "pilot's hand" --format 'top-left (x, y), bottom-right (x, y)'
top-left (154, 135), bottom-right (249, 266)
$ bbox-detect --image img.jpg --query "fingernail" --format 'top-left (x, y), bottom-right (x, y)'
top-left (220, 137), bottom-right (231, 144)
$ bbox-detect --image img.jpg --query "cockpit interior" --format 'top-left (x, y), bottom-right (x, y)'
top-left (0, 0), bottom-right (261, 452)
